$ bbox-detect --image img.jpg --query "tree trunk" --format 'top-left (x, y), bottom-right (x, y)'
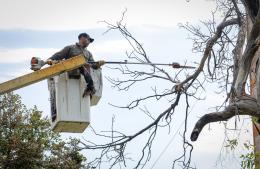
top-left (250, 47), bottom-right (260, 168)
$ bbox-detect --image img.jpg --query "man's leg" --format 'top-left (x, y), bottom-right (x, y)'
top-left (79, 67), bottom-right (96, 97)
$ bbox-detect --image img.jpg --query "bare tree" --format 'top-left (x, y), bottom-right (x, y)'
top-left (77, 0), bottom-right (260, 168)
top-left (190, 0), bottom-right (260, 141)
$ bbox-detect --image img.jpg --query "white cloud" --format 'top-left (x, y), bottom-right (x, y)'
top-left (0, 48), bottom-right (58, 63)
top-left (0, 67), bottom-right (30, 82)
top-left (89, 39), bottom-right (131, 58)
top-left (0, 0), bottom-right (217, 30)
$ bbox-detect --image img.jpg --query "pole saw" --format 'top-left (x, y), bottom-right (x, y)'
top-left (30, 57), bottom-right (196, 71)
top-left (88, 61), bottom-right (196, 69)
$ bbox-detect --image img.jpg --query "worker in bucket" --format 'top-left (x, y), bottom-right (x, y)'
top-left (47, 33), bottom-right (105, 97)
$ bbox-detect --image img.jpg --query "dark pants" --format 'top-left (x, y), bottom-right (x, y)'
top-left (79, 67), bottom-right (94, 88)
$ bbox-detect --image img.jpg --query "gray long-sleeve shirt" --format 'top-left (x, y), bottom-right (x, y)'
top-left (49, 43), bottom-right (99, 69)
top-left (50, 43), bottom-right (94, 61)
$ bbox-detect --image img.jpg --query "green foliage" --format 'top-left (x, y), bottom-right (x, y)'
top-left (240, 142), bottom-right (255, 169)
top-left (0, 93), bottom-right (86, 169)
top-left (224, 139), bottom-right (259, 169)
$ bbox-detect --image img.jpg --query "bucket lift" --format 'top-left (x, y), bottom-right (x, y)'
top-left (48, 68), bottom-right (102, 133)
top-left (0, 55), bottom-right (102, 133)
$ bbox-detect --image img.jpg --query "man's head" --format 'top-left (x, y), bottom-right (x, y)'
top-left (78, 33), bottom-right (94, 48)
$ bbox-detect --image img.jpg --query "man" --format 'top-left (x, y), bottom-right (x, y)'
top-left (48, 33), bottom-right (105, 97)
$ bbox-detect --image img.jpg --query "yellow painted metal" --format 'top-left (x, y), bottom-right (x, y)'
top-left (0, 55), bottom-right (86, 95)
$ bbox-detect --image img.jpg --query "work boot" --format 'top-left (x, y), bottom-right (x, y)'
top-left (82, 86), bottom-right (96, 98)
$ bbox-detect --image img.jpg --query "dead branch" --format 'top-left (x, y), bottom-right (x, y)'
top-left (191, 96), bottom-right (260, 141)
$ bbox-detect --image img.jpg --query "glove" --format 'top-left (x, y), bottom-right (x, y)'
top-left (46, 59), bottom-right (53, 65)
top-left (46, 59), bottom-right (59, 65)
top-left (96, 60), bottom-right (106, 68)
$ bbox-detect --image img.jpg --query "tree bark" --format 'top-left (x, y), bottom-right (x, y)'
top-left (190, 98), bottom-right (260, 141)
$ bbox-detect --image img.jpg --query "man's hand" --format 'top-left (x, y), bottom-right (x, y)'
top-left (96, 60), bottom-right (106, 68)
top-left (46, 59), bottom-right (59, 65)
top-left (46, 59), bottom-right (53, 65)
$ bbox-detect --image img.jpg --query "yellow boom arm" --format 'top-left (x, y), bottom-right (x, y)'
top-left (0, 55), bottom-right (86, 95)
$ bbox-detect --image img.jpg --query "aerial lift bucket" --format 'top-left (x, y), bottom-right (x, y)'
top-left (48, 68), bottom-right (102, 133)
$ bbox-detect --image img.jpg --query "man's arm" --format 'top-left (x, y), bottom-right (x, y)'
top-left (88, 51), bottom-right (99, 69)
top-left (86, 51), bottom-right (105, 69)
top-left (49, 46), bottom-right (71, 60)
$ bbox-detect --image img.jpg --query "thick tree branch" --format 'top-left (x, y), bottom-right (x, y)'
top-left (191, 97), bottom-right (260, 141)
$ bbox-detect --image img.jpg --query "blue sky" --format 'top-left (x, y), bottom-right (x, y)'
top-left (0, 0), bottom-right (254, 168)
